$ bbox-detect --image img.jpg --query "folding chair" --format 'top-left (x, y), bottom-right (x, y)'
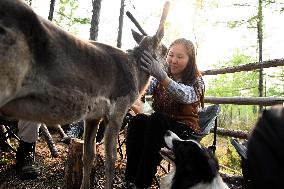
top-left (230, 138), bottom-right (248, 180)
top-left (0, 115), bottom-right (19, 153)
top-left (197, 104), bottom-right (221, 154)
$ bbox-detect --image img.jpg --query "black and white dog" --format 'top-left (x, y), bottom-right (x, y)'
top-left (159, 130), bottom-right (229, 189)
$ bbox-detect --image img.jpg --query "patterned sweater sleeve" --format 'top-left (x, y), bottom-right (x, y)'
top-left (146, 77), bottom-right (158, 95)
top-left (167, 77), bottom-right (205, 104)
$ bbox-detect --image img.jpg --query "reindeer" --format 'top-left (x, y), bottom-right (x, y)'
top-left (0, 0), bottom-right (170, 188)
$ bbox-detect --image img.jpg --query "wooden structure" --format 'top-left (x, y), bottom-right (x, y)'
top-left (201, 58), bottom-right (284, 139)
top-left (62, 139), bottom-right (84, 189)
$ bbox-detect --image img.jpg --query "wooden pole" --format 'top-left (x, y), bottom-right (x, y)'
top-left (205, 96), bottom-right (284, 106)
top-left (62, 138), bottom-right (84, 189)
top-left (211, 127), bottom-right (249, 139)
top-left (202, 58), bottom-right (284, 75)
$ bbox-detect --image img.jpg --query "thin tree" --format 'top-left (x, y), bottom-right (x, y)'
top-left (90, 0), bottom-right (102, 41)
top-left (257, 0), bottom-right (264, 113)
top-left (226, 1), bottom-right (266, 114)
top-left (117, 0), bottom-right (125, 48)
top-left (48, 0), bottom-right (56, 21)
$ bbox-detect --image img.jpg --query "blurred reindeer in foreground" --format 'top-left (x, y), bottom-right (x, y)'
top-left (0, 0), bottom-right (170, 188)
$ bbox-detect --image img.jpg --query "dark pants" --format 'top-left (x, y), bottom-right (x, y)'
top-left (125, 112), bottom-right (192, 188)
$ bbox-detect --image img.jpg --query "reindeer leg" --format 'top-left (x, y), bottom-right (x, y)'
top-left (104, 116), bottom-right (122, 189)
top-left (80, 119), bottom-right (100, 189)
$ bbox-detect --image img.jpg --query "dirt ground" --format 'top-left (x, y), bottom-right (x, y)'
top-left (0, 132), bottom-right (247, 189)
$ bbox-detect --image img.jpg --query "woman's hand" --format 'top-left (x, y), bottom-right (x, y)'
top-left (140, 50), bottom-right (167, 82)
top-left (130, 99), bottom-right (144, 115)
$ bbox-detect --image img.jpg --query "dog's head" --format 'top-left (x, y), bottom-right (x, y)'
top-left (160, 130), bottom-right (220, 184)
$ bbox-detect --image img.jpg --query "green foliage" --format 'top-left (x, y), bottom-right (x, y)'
top-left (54, 0), bottom-right (90, 34)
top-left (227, 20), bottom-right (244, 29)
top-left (266, 67), bottom-right (284, 96)
top-left (201, 135), bottom-right (242, 175)
top-left (207, 51), bottom-right (258, 97)
top-left (219, 139), bottom-right (242, 175)
top-left (206, 51), bottom-right (259, 130)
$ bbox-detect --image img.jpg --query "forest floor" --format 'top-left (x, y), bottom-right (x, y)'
top-left (0, 132), bottom-right (247, 189)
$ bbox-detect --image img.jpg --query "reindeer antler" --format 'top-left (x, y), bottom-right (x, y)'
top-left (158, 1), bottom-right (170, 29)
top-left (126, 11), bottom-right (148, 36)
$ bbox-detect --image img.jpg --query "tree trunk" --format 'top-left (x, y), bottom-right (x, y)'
top-left (62, 139), bottom-right (84, 189)
top-left (90, 0), bottom-right (102, 40)
top-left (258, 0), bottom-right (264, 113)
top-left (48, 0), bottom-right (56, 21)
top-left (117, 0), bottom-right (125, 48)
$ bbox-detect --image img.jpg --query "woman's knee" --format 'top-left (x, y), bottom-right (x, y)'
top-left (149, 112), bottom-right (170, 132)
top-left (127, 114), bottom-right (148, 131)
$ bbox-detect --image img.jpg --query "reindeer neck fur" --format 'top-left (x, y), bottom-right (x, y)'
top-left (127, 47), bottom-right (151, 96)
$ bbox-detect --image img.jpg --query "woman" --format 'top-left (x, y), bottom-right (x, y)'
top-left (124, 38), bottom-right (205, 189)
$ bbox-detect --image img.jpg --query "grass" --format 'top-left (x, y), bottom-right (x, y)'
top-left (201, 134), bottom-right (243, 176)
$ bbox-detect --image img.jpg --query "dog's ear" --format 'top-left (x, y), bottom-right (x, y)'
top-left (131, 29), bottom-right (145, 44)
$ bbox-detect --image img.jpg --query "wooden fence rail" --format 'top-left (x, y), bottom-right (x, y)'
top-left (205, 96), bottom-right (284, 106)
top-left (202, 58), bottom-right (284, 75)
top-left (210, 127), bottom-right (249, 139)
top-left (200, 58), bottom-right (284, 139)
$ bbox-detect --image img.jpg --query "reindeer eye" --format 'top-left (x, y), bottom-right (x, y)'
top-left (153, 54), bottom-right (157, 59)
top-left (0, 27), bottom-right (6, 35)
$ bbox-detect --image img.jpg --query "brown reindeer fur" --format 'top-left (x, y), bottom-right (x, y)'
top-left (0, 0), bottom-right (169, 189)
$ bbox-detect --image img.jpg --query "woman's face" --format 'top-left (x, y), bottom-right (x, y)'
top-left (166, 43), bottom-right (189, 80)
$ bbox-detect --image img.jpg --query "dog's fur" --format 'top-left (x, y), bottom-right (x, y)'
top-left (160, 131), bottom-right (229, 189)
top-left (0, 0), bottom-right (169, 188)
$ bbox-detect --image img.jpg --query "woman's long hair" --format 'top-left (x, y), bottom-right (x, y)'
top-left (167, 38), bottom-right (201, 85)
top-left (167, 38), bottom-right (204, 107)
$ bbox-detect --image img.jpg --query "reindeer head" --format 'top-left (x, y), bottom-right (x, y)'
top-left (0, 0), bottom-right (34, 107)
top-left (131, 1), bottom-right (170, 67)
top-left (0, 0), bottom-right (50, 107)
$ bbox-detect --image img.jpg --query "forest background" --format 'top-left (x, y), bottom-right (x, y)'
top-left (25, 0), bottom-right (284, 174)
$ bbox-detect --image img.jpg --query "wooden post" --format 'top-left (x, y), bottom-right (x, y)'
top-left (62, 138), bottom-right (84, 189)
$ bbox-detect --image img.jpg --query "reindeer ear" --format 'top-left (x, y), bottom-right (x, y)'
top-left (154, 25), bottom-right (164, 46)
top-left (131, 29), bottom-right (145, 44)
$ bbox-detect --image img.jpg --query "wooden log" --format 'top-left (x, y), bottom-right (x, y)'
top-left (211, 127), bottom-right (249, 139)
top-left (62, 138), bottom-right (84, 189)
top-left (205, 96), bottom-right (284, 106)
top-left (202, 58), bottom-right (284, 75)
